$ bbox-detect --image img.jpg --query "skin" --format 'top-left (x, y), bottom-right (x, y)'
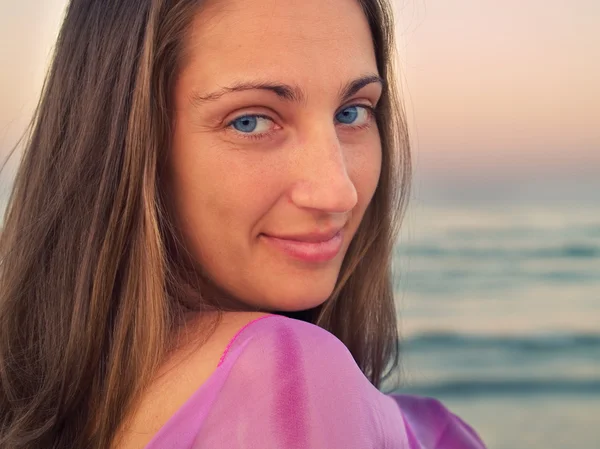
top-left (168, 0), bottom-right (383, 314)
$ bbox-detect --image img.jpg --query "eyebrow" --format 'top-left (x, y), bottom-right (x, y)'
top-left (190, 74), bottom-right (385, 106)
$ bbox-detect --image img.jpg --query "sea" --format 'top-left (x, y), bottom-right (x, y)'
top-left (390, 202), bottom-right (600, 449)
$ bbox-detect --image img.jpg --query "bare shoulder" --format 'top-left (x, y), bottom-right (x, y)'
top-left (219, 313), bottom-right (338, 349)
top-left (224, 314), bottom-right (362, 384)
top-left (205, 315), bottom-right (386, 448)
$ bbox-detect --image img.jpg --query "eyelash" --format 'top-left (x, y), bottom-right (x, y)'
top-left (225, 103), bottom-right (380, 142)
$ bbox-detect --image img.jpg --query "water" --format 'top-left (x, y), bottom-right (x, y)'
top-left (391, 203), bottom-right (600, 449)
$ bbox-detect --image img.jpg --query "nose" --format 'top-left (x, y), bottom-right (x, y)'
top-left (288, 125), bottom-right (358, 214)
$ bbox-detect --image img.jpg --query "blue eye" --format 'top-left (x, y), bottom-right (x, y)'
top-left (232, 116), bottom-right (256, 132)
top-left (335, 105), bottom-right (373, 126)
top-left (336, 106), bottom-right (359, 124)
top-left (231, 115), bottom-right (263, 133)
top-left (226, 114), bottom-right (277, 141)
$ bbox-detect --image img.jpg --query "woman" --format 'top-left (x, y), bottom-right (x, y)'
top-left (0, 0), bottom-right (486, 448)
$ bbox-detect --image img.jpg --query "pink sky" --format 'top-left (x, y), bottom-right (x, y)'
top-left (2, 0), bottom-right (598, 203)
top-left (392, 0), bottom-right (599, 201)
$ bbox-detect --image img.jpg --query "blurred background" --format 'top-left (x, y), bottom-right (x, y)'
top-left (1, 1), bottom-right (598, 448)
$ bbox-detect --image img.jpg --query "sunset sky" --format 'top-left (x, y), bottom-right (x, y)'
top-left (1, 0), bottom-right (598, 205)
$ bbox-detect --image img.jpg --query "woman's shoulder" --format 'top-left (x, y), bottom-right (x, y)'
top-left (193, 314), bottom-right (397, 448)
top-left (223, 312), bottom-right (338, 344)
top-left (222, 313), bottom-right (361, 375)
top-left (223, 311), bottom-right (341, 342)
top-left (219, 312), bottom-right (385, 411)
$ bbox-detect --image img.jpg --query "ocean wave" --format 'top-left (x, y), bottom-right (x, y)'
top-left (445, 225), bottom-right (600, 240)
top-left (395, 378), bottom-right (600, 397)
top-left (403, 332), bottom-right (600, 352)
top-left (397, 243), bottom-right (600, 260)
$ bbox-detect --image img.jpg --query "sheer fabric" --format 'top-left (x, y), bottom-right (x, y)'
top-left (145, 315), bottom-right (486, 448)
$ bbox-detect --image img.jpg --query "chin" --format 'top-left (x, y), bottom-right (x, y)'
top-left (242, 285), bottom-right (334, 312)
top-left (259, 285), bottom-right (335, 313)
top-left (216, 268), bottom-right (341, 313)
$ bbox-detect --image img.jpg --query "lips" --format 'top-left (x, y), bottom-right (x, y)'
top-left (265, 228), bottom-right (343, 243)
top-left (261, 228), bottom-right (344, 262)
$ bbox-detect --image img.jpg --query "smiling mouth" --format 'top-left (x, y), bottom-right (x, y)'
top-left (261, 229), bottom-right (344, 263)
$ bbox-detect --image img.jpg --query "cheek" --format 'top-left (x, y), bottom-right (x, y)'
top-left (168, 134), bottom-right (281, 265)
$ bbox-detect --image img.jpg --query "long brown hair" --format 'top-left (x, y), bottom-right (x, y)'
top-left (0, 0), bottom-right (411, 447)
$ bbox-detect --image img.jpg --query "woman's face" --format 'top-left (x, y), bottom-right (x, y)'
top-left (169, 0), bottom-right (382, 312)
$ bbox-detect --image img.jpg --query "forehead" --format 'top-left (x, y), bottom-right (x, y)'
top-left (180, 0), bottom-right (378, 91)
